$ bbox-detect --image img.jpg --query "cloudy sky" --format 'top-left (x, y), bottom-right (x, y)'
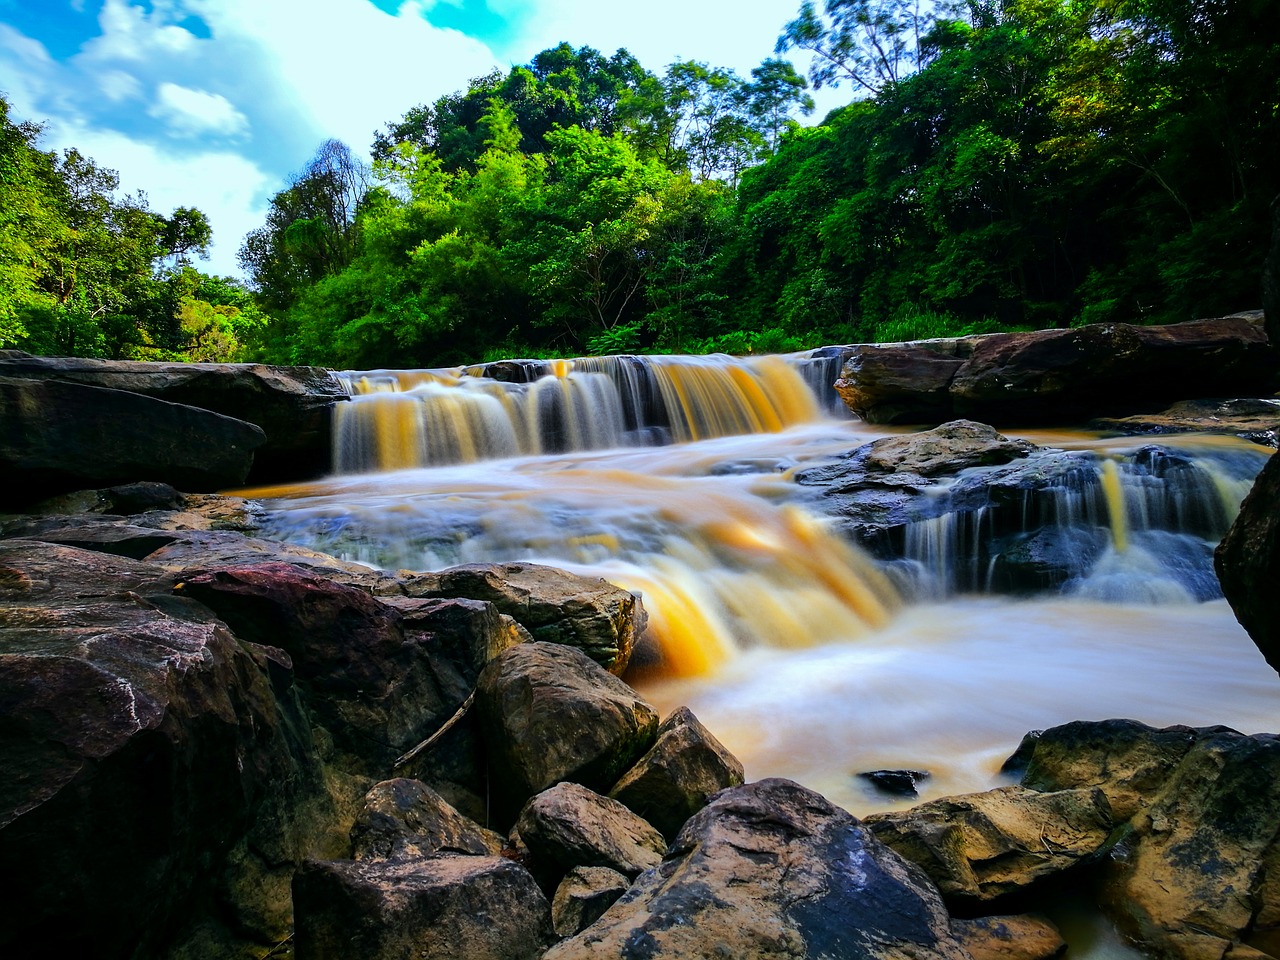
top-left (0, 0), bottom-right (846, 277)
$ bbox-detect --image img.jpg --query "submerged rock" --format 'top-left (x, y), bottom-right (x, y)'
top-left (545, 778), bottom-right (971, 960)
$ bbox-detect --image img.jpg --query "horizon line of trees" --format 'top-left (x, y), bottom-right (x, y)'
top-left (3, 0), bottom-right (1276, 368)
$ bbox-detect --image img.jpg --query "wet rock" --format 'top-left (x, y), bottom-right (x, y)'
top-left (835, 316), bottom-right (1276, 426)
top-left (0, 374), bottom-right (265, 506)
top-left (1006, 719), bottom-right (1209, 821)
top-left (1216, 452), bottom-right (1280, 675)
top-left (0, 353), bottom-right (347, 483)
top-left (551, 866), bottom-right (630, 938)
top-left (609, 705), bottom-right (745, 842)
top-left (0, 539), bottom-right (331, 958)
top-left (545, 778), bottom-right (970, 960)
top-left (476, 642), bottom-right (659, 824)
top-left (1100, 729), bottom-right (1280, 960)
top-left (402, 561), bottom-right (645, 674)
top-left (988, 526), bottom-right (1110, 593)
top-left (1092, 398), bottom-right (1280, 447)
top-left (861, 420), bottom-right (1035, 476)
top-left (951, 914), bottom-right (1066, 960)
top-left (351, 778), bottom-right (503, 861)
top-left (292, 854), bottom-right (554, 960)
top-left (515, 782), bottom-right (666, 885)
top-left (858, 768), bottom-right (932, 798)
top-left (863, 785), bottom-right (1114, 908)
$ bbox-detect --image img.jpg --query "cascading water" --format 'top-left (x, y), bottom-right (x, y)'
top-left (246, 351), bottom-right (1279, 832)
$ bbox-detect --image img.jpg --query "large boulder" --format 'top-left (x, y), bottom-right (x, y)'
top-left (515, 782), bottom-right (666, 885)
top-left (545, 778), bottom-right (971, 960)
top-left (402, 561), bottom-right (646, 674)
top-left (292, 854), bottom-right (555, 960)
top-left (350, 778), bottom-right (503, 861)
top-left (551, 866), bottom-right (631, 938)
top-left (476, 642), bottom-right (659, 824)
top-left (0, 539), bottom-right (332, 958)
top-left (1216, 451), bottom-right (1280, 675)
top-left (0, 375), bottom-right (265, 505)
top-left (0, 353), bottom-right (348, 483)
top-left (835, 316), bottom-right (1275, 426)
top-left (863, 785), bottom-right (1114, 908)
top-left (608, 705), bottom-right (745, 842)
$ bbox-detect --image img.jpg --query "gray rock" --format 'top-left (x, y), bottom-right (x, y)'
top-left (551, 866), bottom-right (630, 938)
top-left (351, 778), bottom-right (503, 861)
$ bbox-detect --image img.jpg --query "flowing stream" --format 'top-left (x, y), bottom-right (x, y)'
top-left (243, 351), bottom-right (1279, 951)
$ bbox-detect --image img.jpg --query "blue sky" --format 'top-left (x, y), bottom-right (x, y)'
top-left (0, 0), bottom-right (844, 277)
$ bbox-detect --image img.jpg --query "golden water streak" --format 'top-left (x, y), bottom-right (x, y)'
top-left (1100, 458), bottom-right (1129, 553)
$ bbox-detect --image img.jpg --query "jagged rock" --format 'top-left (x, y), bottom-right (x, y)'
top-left (176, 563), bottom-right (521, 809)
top-left (402, 561), bottom-right (645, 674)
top-left (1004, 719), bottom-right (1204, 821)
top-left (0, 375), bottom-right (265, 506)
top-left (1100, 729), bottom-right (1280, 960)
top-left (860, 420), bottom-right (1035, 476)
top-left (609, 705), bottom-right (745, 842)
top-left (351, 779), bottom-right (503, 861)
top-left (1092, 398), bottom-right (1280, 447)
top-left (835, 317), bottom-right (1276, 426)
top-left (1217, 452), bottom-right (1280, 675)
top-left (292, 854), bottom-right (554, 960)
top-left (0, 353), bottom-right (348, 483)
top-left (516, 782), bottom-right (666, 888)
top-left (864, 785), bottom-right (1114, 907)
top-left (476, 642), bottom-right (659, 824)
top-left (0, 540), bottom-right (333, 958)
top-left (551, 866), bottom-right (630, 938)
top-left (858, 769), bottom-right (931, 798)
top-left (545, 778), bottom-right (971, 960)
top-left (951, 915), bottom-right (1066, 960)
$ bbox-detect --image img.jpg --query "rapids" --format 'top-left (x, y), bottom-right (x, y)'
top-left (243, 353), bottom-right (1280, 829)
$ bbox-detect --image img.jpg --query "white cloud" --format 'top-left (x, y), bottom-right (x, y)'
top-left (80, 0), bottom-right (198, 63)
top-left (149, 81), bottom-right (250, 138)
top-left (97, 68), bottom-right (142, 102)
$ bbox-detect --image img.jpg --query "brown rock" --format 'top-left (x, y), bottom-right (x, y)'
top-left (402, 561), bottom-right (645, 674)
top-left (516, 782), bottom-right (666, 885)
top-left (951, 915), bottom-right (1066, 960)
top-left (351, 778), bottom-right (503, 861)
top-left (1216, 452), bottom-right (1280, 675)
top-left (1092, 398), bottom-right (1280, 447)
top-left (863, 785), bottom-right (1113, 907)
top-left (835, 341), bottom-right (966, 424)
top-left (545, 778), bottom-right (970, 960)
top-left (860, 420), bottom-right (1034, 477)
top-left (292, 854), bottom-right (554, 960)
top-left (551, 866), bottom-right (630, 938)
top-left (609, 705), bottom-right (745, 842)
top-left (0, 375), bottom-right (265, 506)
top-left (477, 642), bottom-right (659, 823)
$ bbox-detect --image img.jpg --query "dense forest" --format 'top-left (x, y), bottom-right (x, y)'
top-left (2, 0), bottom-right (1277, 368)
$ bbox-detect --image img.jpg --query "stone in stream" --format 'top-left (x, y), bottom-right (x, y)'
top-left (608, 705), bottom-right (745, 842)
top-left (545, 778), bottom-right (971, 960)
top-left (858, 768), bottom-right (932, 798)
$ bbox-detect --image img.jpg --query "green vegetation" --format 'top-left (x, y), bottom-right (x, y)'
top-left (3, 0), bottom-right (1276, 367)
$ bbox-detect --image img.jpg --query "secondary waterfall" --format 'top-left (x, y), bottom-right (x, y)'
top-left (246, 350), bottom-right (1279, 828)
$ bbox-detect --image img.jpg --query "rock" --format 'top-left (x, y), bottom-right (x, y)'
top-left (0, 353), bottom-right (348, 483)
top-left (1004, 719), bottom-right (1204, 821)
top-left (0, 375), bottom-right (265, 505)
top-left (1092, 398), bottom-right (1280, 447)
top-left (1099, 729), bottom-right (1280, 960)
top-left (516, 782), bottom-right (666, 887)
top-left (0, 539), bottom-right (332, 958)
top-left (834, 317), bottom-right (1276, 426)
top-left (1216, 452), bottom-right (1280, 675)
top-left (551, 866), bottom-right (630, 938)
top-left (176, 563), bottom-right (521, 801)
top-left (609, 705), bottom-right (745, 842)
top-left (544, 778), bottom-right (971, 960)
top-left (401, 561), bottom-right (645, 674)
top-left (951, 914), bottom-right (1066, 960)
top-left (858, 769), bottom-right (931, 798)
top-left (863, 785), bottom-right (1114, 907)
top-left (477, 642), bottom-right (659, 824)
top-left (292, 854), bottom-right (555, 960)
top-left (351, 778), bottom-right (503, 861)
top-left (860, 420), bottom-right (1035, 476)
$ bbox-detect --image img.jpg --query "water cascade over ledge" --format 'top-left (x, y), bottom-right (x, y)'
top-left (247, 351), bottom-right (1280, 821)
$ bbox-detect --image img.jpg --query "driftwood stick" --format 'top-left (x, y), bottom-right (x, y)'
top-left (261, 933), bottom-right (294, 959)
top-left (394, 690), bottom-right (476, 769)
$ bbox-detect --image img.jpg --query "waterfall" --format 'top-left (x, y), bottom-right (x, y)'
top-left (332, 353), bottom-right (829, 472)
